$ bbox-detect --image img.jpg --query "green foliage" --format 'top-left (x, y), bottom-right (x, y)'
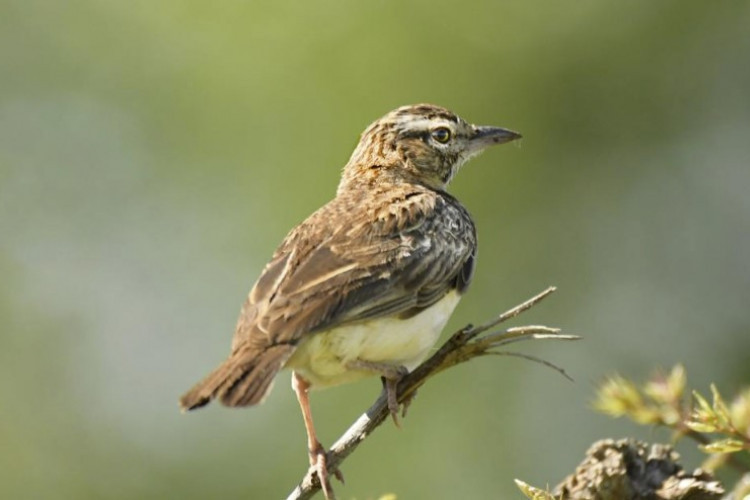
top-left (593, 364), bottom-right (686, 426)
top-left (515, 479), bottom-right (559, 500)
top-left (593, 365), bottom-right (750, 471)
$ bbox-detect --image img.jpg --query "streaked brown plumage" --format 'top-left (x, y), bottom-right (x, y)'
top-left (179, 104), bottom-right (520, 498)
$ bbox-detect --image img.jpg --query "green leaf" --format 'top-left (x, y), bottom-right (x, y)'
top-left (514, 479), bottom-right (557, 500)
top-left (693, 390), bottom-right (713, 414)
top-left (729, 387), bottom-right (750, 435)
top-left (699, 438), bottom-right (745, 454)
top-left (685, 420), bottom-right (718, 433)
top-left (710, 384), bottom-right (731, 429)
top-left (593, 375), bottom-right (645, 417)
top-left (667, 364), bottom-right (686, 400)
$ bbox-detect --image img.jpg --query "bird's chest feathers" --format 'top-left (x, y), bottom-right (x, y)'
top-left (286, 291), bottom-right (461, 387)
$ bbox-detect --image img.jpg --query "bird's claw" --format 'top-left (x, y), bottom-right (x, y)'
top-left (310, 444), bottom-right (344, 500)
top-left (383, 366), bottom-right (411, 428)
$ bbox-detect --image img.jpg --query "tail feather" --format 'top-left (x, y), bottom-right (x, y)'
top-left (179, 344), bottom-right (295, 411)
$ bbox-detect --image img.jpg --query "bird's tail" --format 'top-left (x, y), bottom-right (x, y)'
top-left (179, 344), bottom-right (295, 411)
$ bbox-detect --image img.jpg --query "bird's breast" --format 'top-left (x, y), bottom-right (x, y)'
top-left (285, 290), bottom-right (461, 388)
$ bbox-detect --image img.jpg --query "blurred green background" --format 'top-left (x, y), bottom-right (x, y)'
top-left (2, 1), bottom-right (749, 498)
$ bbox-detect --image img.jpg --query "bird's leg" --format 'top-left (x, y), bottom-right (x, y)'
top-left (291, 372), bottom-right (343, 500)
top-left (346, 359), bottom-right (409, 427)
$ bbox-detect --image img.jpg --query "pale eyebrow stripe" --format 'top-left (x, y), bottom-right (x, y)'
top-left (396, 118), bottom-right (456, 133)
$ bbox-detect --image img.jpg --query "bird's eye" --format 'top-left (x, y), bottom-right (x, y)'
top-left (430, 127), bottom-right (452, 144)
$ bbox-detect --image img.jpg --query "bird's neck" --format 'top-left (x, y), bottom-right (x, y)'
top-left (337, 158), bottom-right (449, 196)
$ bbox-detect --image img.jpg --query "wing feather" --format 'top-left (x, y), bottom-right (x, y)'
top-left (231, 187), bottom-right (476, 349)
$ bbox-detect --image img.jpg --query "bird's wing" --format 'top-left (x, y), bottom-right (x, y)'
top-left (231, 188), bottom-right (476, 351)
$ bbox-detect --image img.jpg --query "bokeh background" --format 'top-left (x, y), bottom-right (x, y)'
top-left (2, 1), bottom-right (749, 498)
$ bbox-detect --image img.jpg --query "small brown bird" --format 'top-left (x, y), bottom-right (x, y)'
top-left (180, 104), bottom-right (520, 497)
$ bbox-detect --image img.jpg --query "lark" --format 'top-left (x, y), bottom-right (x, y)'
top-left (179, 104), bottom-right (521, 498)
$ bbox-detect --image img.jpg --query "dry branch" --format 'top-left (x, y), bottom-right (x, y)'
top-left (287, 286), bottom-right (577, 500)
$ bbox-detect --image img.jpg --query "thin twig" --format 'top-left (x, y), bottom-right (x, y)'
top-left (487, 351), bottom-right (575, 382)
top-left (465, 286), bottom-right (557, 341)
top-left (287, 287), bottom-right (577, 500)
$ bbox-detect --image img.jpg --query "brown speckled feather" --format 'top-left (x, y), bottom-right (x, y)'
top-left (236, 184), bottom-right (476, 348)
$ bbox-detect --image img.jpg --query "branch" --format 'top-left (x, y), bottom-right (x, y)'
top-left (287, 286), bottom-right (578, 500)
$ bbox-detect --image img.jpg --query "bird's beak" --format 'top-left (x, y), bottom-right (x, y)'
top-left (470, 126), bottom-right (522, 151)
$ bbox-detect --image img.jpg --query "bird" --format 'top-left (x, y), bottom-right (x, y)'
top-left (179, 103), bottom-right (521, 498)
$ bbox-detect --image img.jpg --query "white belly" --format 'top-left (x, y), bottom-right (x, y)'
top-left (285, 291), bottom-right (461, 387)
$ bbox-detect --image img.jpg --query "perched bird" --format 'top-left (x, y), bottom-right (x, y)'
top-left (179, 104), bottom-right (521, 498)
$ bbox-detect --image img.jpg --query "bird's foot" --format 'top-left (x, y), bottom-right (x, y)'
top-left (346, 359), bottom-right (409, 427)
top-left (309, 441), bottom-right (344, 500)
top-left (382, 376), bottom-right (405, 427)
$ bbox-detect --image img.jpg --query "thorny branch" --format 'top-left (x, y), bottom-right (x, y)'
top-left (287, 286), bottom-right (578, 500)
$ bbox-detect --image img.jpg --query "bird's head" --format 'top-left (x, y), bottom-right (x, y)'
top-left (339, 104), bottom-right (521, 192)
